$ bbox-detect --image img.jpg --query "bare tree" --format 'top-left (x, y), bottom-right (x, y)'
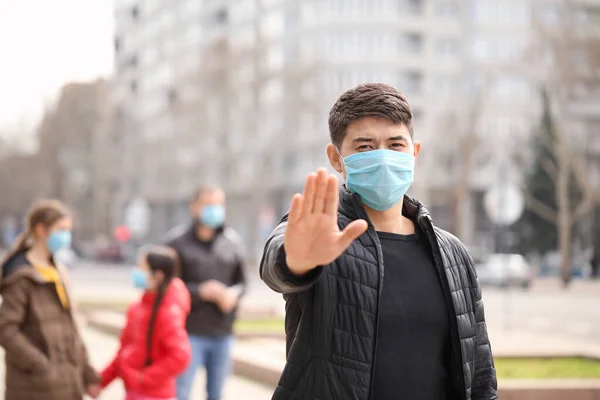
top-left (521, 0), bottom-right (600, 284)
top-left (450, 80), bottom-right (490, 238)
top-left (429, 73), bottom-right (493, 240)
top-left (33, 79), bottom-right (113, 239)
top-left (0, 147), bottom-right (46, 219)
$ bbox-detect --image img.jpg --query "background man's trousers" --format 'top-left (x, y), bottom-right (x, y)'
top-left (176, 335), bottom-right (234, 400)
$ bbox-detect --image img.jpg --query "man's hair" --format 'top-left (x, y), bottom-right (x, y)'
top-left (328, 83), bottom-right (413, 148)
top-left (191, 184), bottom-right (222, 203)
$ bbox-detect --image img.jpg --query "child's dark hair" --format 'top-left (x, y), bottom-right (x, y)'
top-left (144, 246), bottom-right (180, 366)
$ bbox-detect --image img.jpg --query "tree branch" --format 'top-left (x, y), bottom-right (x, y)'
top-left (541, 158), bottom-right (559, 183)
top-left (573, 198), bottom-right (593, 222)
top-left (522, 188), bottom-right (558, 225)
top-left (570, 151), bottom-right (597, 200)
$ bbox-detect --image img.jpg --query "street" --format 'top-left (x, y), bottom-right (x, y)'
top-left (68, 261), bottom-right (600, 342)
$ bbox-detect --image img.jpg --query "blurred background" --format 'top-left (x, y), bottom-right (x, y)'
top-left (0, 0), bottom-right (599, 398)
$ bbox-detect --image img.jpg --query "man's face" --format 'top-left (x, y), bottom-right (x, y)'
top-left (327, 116), bottom-right (421, 179)
top-left (189, 189), bottom-right (226, 219)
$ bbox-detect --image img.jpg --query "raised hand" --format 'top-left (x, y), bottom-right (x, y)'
top-left (284, 168), bottom-right (368, 276)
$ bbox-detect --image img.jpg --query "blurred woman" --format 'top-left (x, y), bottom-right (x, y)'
top-left (101, 246), bottom-right (191, 400)
top-left (0, 199), bottom-right (101, 400)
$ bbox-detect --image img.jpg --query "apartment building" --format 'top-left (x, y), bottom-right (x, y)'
top-left (112, 0), bottom-right (598, 258)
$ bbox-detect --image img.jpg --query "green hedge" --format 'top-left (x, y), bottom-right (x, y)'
top-left (495, 357), bottom-right (600, 379)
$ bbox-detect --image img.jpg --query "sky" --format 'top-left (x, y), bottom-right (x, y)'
top-left (0, 0), bottom-right (114, 138)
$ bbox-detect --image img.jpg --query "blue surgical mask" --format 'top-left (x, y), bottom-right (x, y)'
top-left (46, 230), bottom-right (72, 254)
top-left (200, 204), bottom-right (226, 228)
top-left (131, 269), bottom-right (149, 289)
top-left (343, 149), bottom-right (415, 211)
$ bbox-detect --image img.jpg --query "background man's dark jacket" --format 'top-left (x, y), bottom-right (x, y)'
top-left (260, 187), bottom-right (498, 400)
top-left (167, 224), bottom-right (246, 337)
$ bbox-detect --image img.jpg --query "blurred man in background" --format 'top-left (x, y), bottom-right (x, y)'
top-left (166, 186), bottom-right (246, 400)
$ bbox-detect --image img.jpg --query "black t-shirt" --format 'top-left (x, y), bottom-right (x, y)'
top-left (371, 227), bottom-right (452, 400)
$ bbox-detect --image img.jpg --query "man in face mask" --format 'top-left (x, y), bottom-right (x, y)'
top-left (260, 83), bottom-right (497, 400)
top-left (166, 186), bottom-right (246, 400)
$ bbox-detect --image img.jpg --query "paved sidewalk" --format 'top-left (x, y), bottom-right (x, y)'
top-left (0, 326), bottom-right (274, 400)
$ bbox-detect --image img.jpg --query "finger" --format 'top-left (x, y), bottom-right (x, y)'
top-left (324, 174), bottom-right (339, 215)
top-left (312, 168), bottom-right (328, 213)
top-left (288, 193), bottom-right (304, 224)
top-left (337, 219), bottom-right (368, 249)
top-left (302, 173), bottom-right (317, 216)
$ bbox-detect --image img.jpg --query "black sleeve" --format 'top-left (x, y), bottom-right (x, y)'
top-left (461, 242), bottom-right (498, 400)
top-left (259, 215), bottom-right (324, 294)
top-left (230, 255), bottom-right (247, 298)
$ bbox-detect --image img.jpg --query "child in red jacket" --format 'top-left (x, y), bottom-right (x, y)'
top-left (101, 246), bottom-right (192, 400)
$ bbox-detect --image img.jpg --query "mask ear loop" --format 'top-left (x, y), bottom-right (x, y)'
top-left (336, 147), bottom-right (349, 188)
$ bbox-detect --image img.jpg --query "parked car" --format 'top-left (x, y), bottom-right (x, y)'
top-left (538, 251), bottom-right (592, 279)
top-left (94, 240), bottom-right (125, 263)
top-left (476, 253), bottom-right (534, 289)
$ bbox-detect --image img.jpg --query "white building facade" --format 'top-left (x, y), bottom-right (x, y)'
top-left (112, 0), bottom-right (597, 258)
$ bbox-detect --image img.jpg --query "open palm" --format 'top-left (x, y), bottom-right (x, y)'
top-left (284, 168), bottom-right (368, 275)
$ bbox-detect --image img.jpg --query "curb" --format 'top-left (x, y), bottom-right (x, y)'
top-left (499, 380), bottom-right (600, 400)
top-left (232, 357), bottom-right (281, 388)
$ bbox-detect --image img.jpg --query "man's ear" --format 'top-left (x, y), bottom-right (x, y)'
top-left (327, 144), bottom-right (344, 174)
top-left (413, 140), bottom-right (421, 163)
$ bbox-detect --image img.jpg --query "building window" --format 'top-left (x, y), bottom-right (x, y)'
top-left (131, 5), bottom-right (140, 20)
top-left (412, 108), bottom-right (423, 125)
top-left (215, 7), bottom-right (228, 24)
top-left (491, 76), bottom-right (529, 98)
top-left (399, 71), bottom-right (423, 93)
top-left (437, 1), bottom-right (460, 18)
top-left (130, 80), bottom-right (138, 94)
top-left (435, 75), bottom-right (455, 92)
top-left (470, 37), bottom-right (524, 60)
top-left (436, 37), bottom-right (460, 56)
top-left (399, 0), bottom-right (424, 15)
top-left (167, 88), bottom-right (178, 105)
top-left (400, 33), bottom-right (423, 54)
top-left (537, 3), bottom-right (560, 25)
top-left (469, 73), bottom-right (486, 94)
top-left (473, 1), bottom-right (529, 24)
top-left (129, 55), bottom-right (138, 67)
top-left (114, 36), bottom-right (121, 53)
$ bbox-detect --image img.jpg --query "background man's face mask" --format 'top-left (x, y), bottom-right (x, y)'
top-left (342, 149), bottom-right (415, 211)
top-left (199, 204), bottom-right (226, 228)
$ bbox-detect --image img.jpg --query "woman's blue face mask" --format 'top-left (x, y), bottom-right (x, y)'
top-left (342, 149), bottom-right (415, 211)
top-left (46, 230), bottom-right (72, 254)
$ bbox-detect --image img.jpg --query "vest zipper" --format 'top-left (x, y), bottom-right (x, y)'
top-left (420, 217), bottom-right (467, 400)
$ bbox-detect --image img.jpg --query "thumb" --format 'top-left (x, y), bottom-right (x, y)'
top-left (337, 219), bottom-right (368, 249)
